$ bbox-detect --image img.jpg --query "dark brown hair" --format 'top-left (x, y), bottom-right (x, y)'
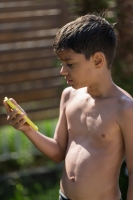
top-left (53, 14), bottom-right (117, 68)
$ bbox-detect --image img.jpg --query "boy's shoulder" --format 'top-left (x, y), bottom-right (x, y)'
top-left (62, 87), bottom-right (87, 99)
top-left (117, 86), bottom-right (132, 99)
top-left (62, 86), bottom-right (74, 97)
top-left (62, 86), bottom-right (74, 94)
top-left (61, 86), bottom-right (74, 103)
top-left (117, 86), bottom-right (133, 116)
top-left (116, 88), bottom-right (133, 142)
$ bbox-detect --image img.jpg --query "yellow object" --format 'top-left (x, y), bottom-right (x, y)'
top-left (4, 97), bottom-right (38, 131)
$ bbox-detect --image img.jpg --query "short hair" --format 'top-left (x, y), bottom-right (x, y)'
top-left (53, 14), bottom-right (117, 69)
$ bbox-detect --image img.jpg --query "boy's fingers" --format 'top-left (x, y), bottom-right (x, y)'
top-left (14, 118), bottom-right (26, 129)
top-left (3, 98), bottom-right (24, 114)
top-left (9, 98), bottom-right (24, 113)
top-left (3, 100), bottom-right (11, 113)
top-left (7, 109), bottom-right (19, 121)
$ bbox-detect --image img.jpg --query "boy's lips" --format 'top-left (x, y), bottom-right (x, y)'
top-left (65, 77), bottom-right (73, 85)
top-left (67, 80), bottom-right (73, 85)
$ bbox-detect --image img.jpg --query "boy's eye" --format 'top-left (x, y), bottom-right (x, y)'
top-left (60, 63), bottom-right (73, 68)
top-left (67, 64), bottom-right (73, 67)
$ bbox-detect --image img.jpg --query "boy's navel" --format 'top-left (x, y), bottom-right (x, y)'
top-left (70, 176), bottom-right (76, 181)
top-left (102, 134), bottom-right (105, 137)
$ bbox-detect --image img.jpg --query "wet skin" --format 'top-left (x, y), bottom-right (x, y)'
top-left (57, 49), bottom-right (132, 200)
top-left (60, 87), bottom-right (125, 200)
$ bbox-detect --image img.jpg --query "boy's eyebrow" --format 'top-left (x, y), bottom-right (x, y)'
top-left (60, 58), bottom-right (73, 61)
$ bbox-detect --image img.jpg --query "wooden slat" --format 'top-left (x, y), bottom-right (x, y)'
top-left (0, 0), bottom-right (36, 2)
top-left (0, 35), bottom-right (55, 44)
top-left (0, 86), bottom-right (62, 104)
top-left (0, 65), bottom-right (55, 74)
top-left (25, 103), bottom-right (60, 114)
top-left (20, 96), bottom-right (61, 112)
top-left (0, 28), bottom-right (58, 43)
top-left (0, 65), bottom-right (58, 74)
top-left (0, 0), bottom-right (57, 3)
top-left (0, 5), bottom-right (60, 13)
top-left (0, 68), bottom-right (61, 84)
top-left (0, 47), bottom-right (53, 54)
top-left (0, 57), bottom-right (57, 72)
top-left (0, 39), bottom-right (54, 53)
top-left (0, 10), bottom-right (61, 23)
top-left (0, 48), bottom-right (54, 62)
top-left (0, 76), bottom-right (63, 94)
top-left (27, 107), bottom-right (59, 121)
top-left (0, 21), bottom-right (61, 34)
top-left (0, 0), bottom-right (59, 8)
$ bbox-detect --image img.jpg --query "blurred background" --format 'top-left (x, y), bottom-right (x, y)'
top-left (0, 0), bottom-right (132, 199)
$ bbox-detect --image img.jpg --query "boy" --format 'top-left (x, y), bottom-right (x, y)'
top-left (4, 14), bottom-right (133, 200)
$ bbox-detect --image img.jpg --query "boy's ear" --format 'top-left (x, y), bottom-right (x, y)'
top-left (93, 52), bottom-right (105, 68)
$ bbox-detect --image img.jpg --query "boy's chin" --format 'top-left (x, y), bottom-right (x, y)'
top-left (72, 85), bottom-right (87, 90)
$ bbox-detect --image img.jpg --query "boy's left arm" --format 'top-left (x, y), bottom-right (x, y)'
top-left (119, 101), bottom-right (133, 200)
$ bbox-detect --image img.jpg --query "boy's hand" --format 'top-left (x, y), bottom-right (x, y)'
top-left (3, 98), bottom-right (30, 132)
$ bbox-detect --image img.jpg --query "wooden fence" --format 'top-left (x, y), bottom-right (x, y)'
top-left (0, 0), bottom-right (70, 126)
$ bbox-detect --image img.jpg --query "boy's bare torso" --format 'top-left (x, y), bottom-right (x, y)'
top-left (60, 87), bottom-right (126, 200)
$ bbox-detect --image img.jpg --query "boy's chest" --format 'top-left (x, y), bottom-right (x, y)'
top-left (65, 95), bottom-right (120, 140)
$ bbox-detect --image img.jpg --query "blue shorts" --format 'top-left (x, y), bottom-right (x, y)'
top-left (59, 190), bottom-right (122, 200)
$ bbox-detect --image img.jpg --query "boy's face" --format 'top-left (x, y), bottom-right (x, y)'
top-left (58, 49), bottom-right (97, 89)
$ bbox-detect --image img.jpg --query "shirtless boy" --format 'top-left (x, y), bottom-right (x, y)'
top-left (3, 14), bottom-right (133, 200)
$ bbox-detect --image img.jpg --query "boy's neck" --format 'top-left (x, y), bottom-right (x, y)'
top-left (87, 73), bottom-right (116, 98)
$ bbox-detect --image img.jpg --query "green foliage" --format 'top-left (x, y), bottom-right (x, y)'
top-left (36, 118), bottom-right (58, 138)
top-left (119, 161), bottom-right (128, 200)
top-left (68, 0), bottom-right (111, 15)
top-left (112, 60), bottom-right (133, 96)
top-left (0, 171), bottom-right (61, 200)
top-left (0, 118), bottom-right (58, 153)
top-left (0, 119), bottom-right (61, 200)
top-left (7, 182), bottom-right (60, 200)
top-left (0, 119), bottom-right (58, 174)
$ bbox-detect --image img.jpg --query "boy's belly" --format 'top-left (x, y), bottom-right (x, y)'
top-left (60, 143), bottom-right (121, 200)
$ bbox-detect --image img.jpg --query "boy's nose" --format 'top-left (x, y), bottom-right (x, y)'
top-left (60, 66), bottom-right (69, 76)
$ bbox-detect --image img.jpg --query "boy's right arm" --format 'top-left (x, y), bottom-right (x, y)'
top-left (3, 88), bottom-right (70, 163)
